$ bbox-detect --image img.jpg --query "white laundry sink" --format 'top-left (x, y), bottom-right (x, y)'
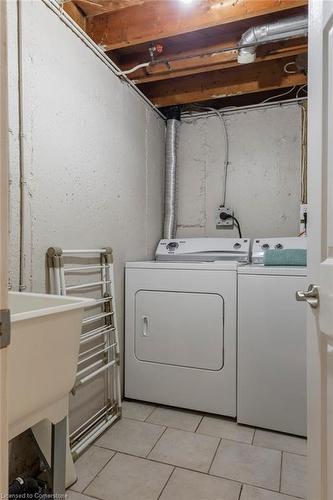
top-left (8, 291), bottom-right (93, 440)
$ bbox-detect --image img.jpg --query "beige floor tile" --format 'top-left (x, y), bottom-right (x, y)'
top-left (197, 416), bottom-right (254, 444)
top-left (71, 445), bottom-right (115, 492)
top-left (85, 453), bottom-right (173, 500)
top-left (67, 491), bottom-right (95, 500)
top-left (147, 406), bottom-right (202, 432)
top-left (122, 400), bottom-right (156, 421)
top-left (148, 428), bottom-right (219, 472)
top-left (240, 485), bottom-right (300, 500)
top-left (254, 430), bottom-right (307, 456)
top-left (160, 468), bottom-right (241, 500)
top-left (96, 418), bottom-right (165, 457)
top-left (210, 440), bottom-right (281, 491)
top-left (281, 452), bottom-right (307, 498)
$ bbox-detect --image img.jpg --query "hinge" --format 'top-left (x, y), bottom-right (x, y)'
top-left (0, 309), bottom-right (10, 349)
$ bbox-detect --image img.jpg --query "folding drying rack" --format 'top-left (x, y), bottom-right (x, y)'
top-left (46, 247), bottom-right (121, 458)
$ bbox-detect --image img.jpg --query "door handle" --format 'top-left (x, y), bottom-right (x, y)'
top-left (142, 316), bottom-right (149, 337)
top-left (296, 284), bottom-right (320, 309)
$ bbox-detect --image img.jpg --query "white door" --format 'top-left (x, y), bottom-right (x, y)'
top-left (304, 1), bottom-right (333, 499)
top-left (0, 0), bottom-right (9, 495)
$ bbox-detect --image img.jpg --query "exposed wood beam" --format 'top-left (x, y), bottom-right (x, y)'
top-left (139, 56), bottom-right (307, 107)
top-left (70, 0), bottom-right (155, 17)
top-left (109, 10), bottom-right (307, 74)
top-left (86, 0), bottom-right (308, 50)
top-left (130, 39), bottom-right (307, 83)
top-left (181, 86), bottom-right (307, 110)
top-left (109, 16), bottom-right (261, 62)
top-left (63, 1), bottom-right (86, 30)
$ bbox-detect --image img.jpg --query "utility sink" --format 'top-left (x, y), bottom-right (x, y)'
top-left (8, 291), bottom-right (93, 440)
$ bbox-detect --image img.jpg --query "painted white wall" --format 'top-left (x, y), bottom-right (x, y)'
top-left (177, 104), bottom-right (302, 239)
top-left (8, 0), bottom-right (165, 305)
top-left (7, 0), bottom-right (165, 432)
top-left (7, 0), bottom-right (20, 292)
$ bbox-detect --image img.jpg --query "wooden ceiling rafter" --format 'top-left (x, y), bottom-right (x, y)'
top-left (63, 0), bottom-right (154, 17)
top-left (126, 39), bottom-right (307, 84)
top-left (63, 1), bottom-right (87, 30)
top-left (85, 0), bottom-right (308, 51)
top-left (139, 56), bottom-right (307, 107)
top-left (63, 0), bottom-right (308, 107)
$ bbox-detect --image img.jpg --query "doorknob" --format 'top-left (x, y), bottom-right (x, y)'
top-left (296, 284), bottom-right (320, 308)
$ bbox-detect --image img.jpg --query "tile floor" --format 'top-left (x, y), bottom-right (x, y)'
top-left (67, 401), bottom-right (307, 500)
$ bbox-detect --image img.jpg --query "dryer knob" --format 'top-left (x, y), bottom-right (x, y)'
top-left (166, 242), bottom-right (179, 251)
top-left (261, 244), bottom-right (270, 250)
top-left (275, 243), bottom-right (284, 250)
top-left (233, 243), bottom-right (241, 249)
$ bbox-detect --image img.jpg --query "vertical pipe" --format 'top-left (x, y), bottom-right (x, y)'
top-left (0, 0), bottom-right (9, 494)
top-left (164, 109), bottom-right (180, 239)
top-left (17, 0), bottom-right (25, 291)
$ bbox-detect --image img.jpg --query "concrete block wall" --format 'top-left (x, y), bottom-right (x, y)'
top-left (7, 0), bottom-right (165, 460)
top-left (177, 104), bottom-right (302, 239)
top-left (8, 0), bottom-right (165, 333)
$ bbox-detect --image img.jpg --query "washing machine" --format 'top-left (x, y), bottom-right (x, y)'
top-left (125, 238), bottom-right (250, 416)
top-left (237, 237), bottom-right (307, 436)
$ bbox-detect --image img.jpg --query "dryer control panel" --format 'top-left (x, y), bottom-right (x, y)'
top-left (252, 237), bottom-right (307, 264)
top-left (156, 238), bottom-right (250, 262)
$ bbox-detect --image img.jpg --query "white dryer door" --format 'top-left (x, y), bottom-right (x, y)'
top-left (135, 290), bottom-right (224, 370)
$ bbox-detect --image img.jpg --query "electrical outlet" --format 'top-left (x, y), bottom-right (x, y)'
top-left (300, 203), bottom-right (308, 235)
top-left (216, 206), bottom-right (234, 229)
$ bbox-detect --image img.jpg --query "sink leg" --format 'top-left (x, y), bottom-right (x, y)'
top-left (51, 416), bottom-right (67, 499)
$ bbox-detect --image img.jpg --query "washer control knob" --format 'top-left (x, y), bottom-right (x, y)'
top-left (275, 243), bottom-right (284, 250)
top-left (233, 243), bottom-right (241, 249)
top-left (261, 243), bottom-right (270, 250)
top-left (166, 241), bottom-right (179, 251)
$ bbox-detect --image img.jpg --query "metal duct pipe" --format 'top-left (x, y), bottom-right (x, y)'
top-left (164, 110), bottom-right (180, 239)
top-left (238, 13), bottom-right (308, 64)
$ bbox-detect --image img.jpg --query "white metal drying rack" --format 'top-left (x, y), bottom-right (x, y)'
top-left (47, 247), bottom-right (121, 458)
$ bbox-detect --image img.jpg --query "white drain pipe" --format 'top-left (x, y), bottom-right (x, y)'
top-left (164, 109), bottom-right (180, 239)
top-left (238, 13), bottom-right (308, 64)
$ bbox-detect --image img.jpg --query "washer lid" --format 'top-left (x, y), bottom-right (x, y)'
top-left (155, 238), bottom-right (250, 263)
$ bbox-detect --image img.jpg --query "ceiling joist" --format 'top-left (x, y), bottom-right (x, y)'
top-left (67, 0), bottom-right (155, 17)
top-left (64, 0), bottom-right (308, 107)
top-left (63, 1), bottom-right (86, 30)
top-left (139, 56), bottom-right (307, 107)
top-left (86, 0), bottom-right (308, 50)
top-left (129, 39), bottom-right (307, 83)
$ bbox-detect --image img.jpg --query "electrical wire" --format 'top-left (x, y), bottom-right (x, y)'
top-left (299, 102), bottom-right (307, 204)
top-left (192, 105), bottom-right (229, 207)
top-left (114, 62), bottom-right (150, 76)
top-left (261, 86), bottom-right (296, 104)
top-left (296, 84), bottom-right (308, 98)
top-left (284, 62), bottom-right (297, 74)
top-left (48, 0), bottom-right (165, 120)
top-left (231, 216), bottom-right (242, 238)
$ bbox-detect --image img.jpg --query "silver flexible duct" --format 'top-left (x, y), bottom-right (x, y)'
top-left (164, 119), bottom-right (180, 239)
top-left (238, 13), bottom-right (308, 64)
